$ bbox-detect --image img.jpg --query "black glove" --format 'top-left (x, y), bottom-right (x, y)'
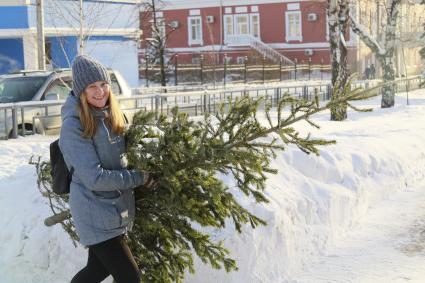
top-left (141, 171), bottom-right (159, 190)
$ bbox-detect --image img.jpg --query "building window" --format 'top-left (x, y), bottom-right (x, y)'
top-left (250, 14), bottom-right (260, 38)
top-left (224, 14), bottom-right (260, 40)
top-left (192, 57), bottom-right (201, 64)
top-left (285, 11), bottom-right (302, 41)
top-left (224, 56), bottom-right (232, 64)
top-left (235, 14), bottom-right (249, 35)
top-left (188, 16), bottom-right (202, 45)
top-left (224, 15), bottom-right (234, 39)
top-left (236, 56), bottom-right (246, 64)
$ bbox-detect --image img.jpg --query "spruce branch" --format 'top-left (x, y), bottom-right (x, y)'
top-left (31, 79), bottom-right (377, 282)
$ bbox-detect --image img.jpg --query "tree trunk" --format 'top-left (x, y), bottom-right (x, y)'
top-left (349, 0), bottom-right (401, 108)
top-left (159, 47), bottom-right (167, 88)
top-left (328, 0), bottom-right (349, 121)
top-left (380, 57), bottom-right (396, 108)
top-left (380, 0), bottom-right (401, 108)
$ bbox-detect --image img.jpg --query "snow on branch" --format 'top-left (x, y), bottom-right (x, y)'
top-left (349, 14), bottom-right (386, 57)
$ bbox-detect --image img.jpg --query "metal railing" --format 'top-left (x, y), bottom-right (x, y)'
top-left (225, 34), bottom-right (294, 64)
top-left (1, 76), bottom-right (422, 140)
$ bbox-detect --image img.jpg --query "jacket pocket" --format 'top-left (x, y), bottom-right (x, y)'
top-left (92, 190), bottom-right (122, 199)
top-left (89, 192), bottom-right (122, 230)
top-left (91, 191), bottom-right (129, 228)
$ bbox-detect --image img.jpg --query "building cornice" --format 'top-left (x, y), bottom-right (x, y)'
top-left (0, 28), bottom-right (140, 38)
top-left (160, 0), bottom-right (312, 11)
top-left (165, 41), bottom-right (357, 53)
top-left (0, 0), bottom-right (30, 6)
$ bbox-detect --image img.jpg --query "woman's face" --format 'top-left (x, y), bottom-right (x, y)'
top-left (84, 81), bottom-right (110, 108)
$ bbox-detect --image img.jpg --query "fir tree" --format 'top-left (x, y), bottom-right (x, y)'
top-left (32, 85), bottom-right (374, 282)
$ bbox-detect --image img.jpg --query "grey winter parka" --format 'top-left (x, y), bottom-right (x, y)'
top-left (59, 93), bottom-right (144, 246)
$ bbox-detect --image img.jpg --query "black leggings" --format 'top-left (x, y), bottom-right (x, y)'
top-left (70, 234), bottom-right (140, 283)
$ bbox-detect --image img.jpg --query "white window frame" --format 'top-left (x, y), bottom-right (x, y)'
top-left (224, 13), bottom-right (261, 42)
top-left (285, 11), bottom-right (302, 42)
top-left (187, 16), bottom-right (203, 45)
top-left (250, 13), bottom-right (260, 38)
top-left (234, 14), bottom-right (249, 35)
top-left (325, 12), bottom-right (329, 41)
top-left (223, 14), bottom-right (234, 41)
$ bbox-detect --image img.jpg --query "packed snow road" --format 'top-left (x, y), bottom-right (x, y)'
top-left (292, 183), bottom-right (425, 283)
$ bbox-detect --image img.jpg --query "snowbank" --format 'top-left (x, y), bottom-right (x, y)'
top-left (0, 89), bottom-right (424, 282)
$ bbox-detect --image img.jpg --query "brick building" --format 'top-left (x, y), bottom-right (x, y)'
top-left (139, 0), bottom-right (424, 79)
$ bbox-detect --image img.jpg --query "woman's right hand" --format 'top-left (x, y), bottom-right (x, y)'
top-left (140, 171), bottom-right (159, 190)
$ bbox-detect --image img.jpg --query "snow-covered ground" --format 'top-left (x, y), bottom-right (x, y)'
top-left (0, 89), bottom-right (424, 283)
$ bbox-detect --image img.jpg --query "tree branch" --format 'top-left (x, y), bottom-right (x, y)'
top-left (349, 13), bottom-right (385, 57)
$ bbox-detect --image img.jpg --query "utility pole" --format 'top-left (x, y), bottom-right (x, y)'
top-left (79, 0), bottom-right (84, 55)
top-left (376, 0), bottom-right (381, 77)
top-left (36, 0), bottom-right (46, 70)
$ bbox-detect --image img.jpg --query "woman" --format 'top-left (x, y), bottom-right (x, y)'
top-left (59, 55), bottom-right (153, 283)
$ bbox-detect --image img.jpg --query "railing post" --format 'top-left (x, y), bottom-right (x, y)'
top-left (262, 55), bottom-right (266, 84)
top-left (326, 84), bottom-right (332, 100)
top-left (308, 57), bottom-right (311, 81)
top-left (406, 79), bottom-right (410, 105)
top-left (223, 53), bottom-right (227, 88)
top-left (203, 91), bottom-right (207, 113)
top-left (21, 107), bottom-right (25, 136)
top-left (200, 54), bottom-right (204, 85)
top-left (155, 95), bottom-right (160, 119)
top-left (174, 55), bottom-right (178, 86)
top-left (244, 56), bottom-right (248, 84)
top-left (303, 85), bottom-right (308, 100)
top-left (3, 109), bottom-right (8, 139)
top-left (275, 87), bottom-right (279, 106)
top-left (279, 59), bottom-right (282, 82)
top-left (11, 106), bottom-right (18, 139)
top-left (145, 53), bottom-right (149, 88)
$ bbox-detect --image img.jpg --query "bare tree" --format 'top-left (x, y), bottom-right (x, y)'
top-left (350, 0), bottom-right (402, 108)
top-left (140, 0), bottom-right (177, 88)
top-left (328, 0), bottom-right (350, 121)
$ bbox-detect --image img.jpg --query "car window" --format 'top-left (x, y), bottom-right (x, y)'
top-left (43, 77), bottom-right (72, 100)
top-left (110, 73), bottom-right (122, 95)
top-left (0, 76), bottom-right (47, 103)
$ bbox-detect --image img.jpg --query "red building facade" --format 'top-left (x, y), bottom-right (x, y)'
top-left (140, 0), bottom-right (357, 69)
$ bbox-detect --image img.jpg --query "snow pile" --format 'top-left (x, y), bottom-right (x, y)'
top-left (0, 90), bottom-right (424, 282)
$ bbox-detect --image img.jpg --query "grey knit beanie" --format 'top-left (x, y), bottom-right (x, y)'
top-left (71, 55), bottom-right (111, 97)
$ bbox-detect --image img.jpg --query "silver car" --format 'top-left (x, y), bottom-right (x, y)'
top-left (0, 69), bottom-right (131, 139)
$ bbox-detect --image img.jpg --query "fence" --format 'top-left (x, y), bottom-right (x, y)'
top-left (142, 59), bottom-right (332, 87)
top-left (1, 76), bottom-right (422, 140)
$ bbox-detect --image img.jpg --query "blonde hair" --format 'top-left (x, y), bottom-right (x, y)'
top-left (79, 91), bottom-right (125, 138)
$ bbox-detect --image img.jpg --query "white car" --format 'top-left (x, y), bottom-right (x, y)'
top-left (0, 69), bottom-right (132, 138)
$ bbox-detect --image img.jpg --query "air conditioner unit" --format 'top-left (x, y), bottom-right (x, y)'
top-left (307, 13), bottom-right (318, 21)
top-left (170, 21), bottom-right (179, 28)
top-left (206, 15), bottom-right (215, 23)
top-left (304, 49), bottom-right (314, 56)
